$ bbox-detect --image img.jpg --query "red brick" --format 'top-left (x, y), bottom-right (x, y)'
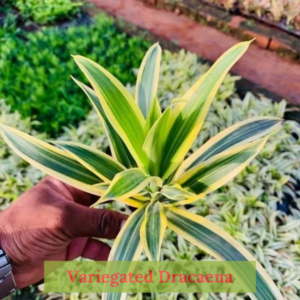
top-left (269, 39), bottom-right (294, 51)
top-left (244, 30), bottom-right (269, 48)
top-left (228, 16), bottom-right (246, 29)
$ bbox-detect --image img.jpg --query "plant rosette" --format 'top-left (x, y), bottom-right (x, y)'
top-left (0, 41), bottom-right (283, 300)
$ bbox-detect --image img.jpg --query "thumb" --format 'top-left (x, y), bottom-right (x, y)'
top-left (63, 201), bottom-right (127, 239)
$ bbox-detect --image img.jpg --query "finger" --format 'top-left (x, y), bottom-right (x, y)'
top-left (44, 176), bottom-right (94, 206)
top-left (66, 237), bottom-right (89, 260)
top-left (67, 238), bottom-right (111, 261)
top-left (81, 239), bottom-right (111, 261)
top-left (63, 202), bottom-right (127, 239)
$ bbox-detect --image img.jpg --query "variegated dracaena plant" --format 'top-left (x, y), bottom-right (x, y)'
top-left (0, 41), bottom-right (283, 300)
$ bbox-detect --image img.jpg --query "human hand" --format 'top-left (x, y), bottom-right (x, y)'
top-left (0, 176), bottom-right (127, 289)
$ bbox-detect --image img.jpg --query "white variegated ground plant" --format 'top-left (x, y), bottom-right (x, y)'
top-left (0, 41), bottom-right (284, 300)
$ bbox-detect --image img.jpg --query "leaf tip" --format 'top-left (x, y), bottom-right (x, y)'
top-left (152, 42), bottom-right (162, 53)
top-left (70, 75), bottom-right (78, 83)
top-left (72, 55), bottom-right (84, 63)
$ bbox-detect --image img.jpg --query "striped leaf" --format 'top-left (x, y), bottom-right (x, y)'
top-left (102, 205), bottom-right (147, 300)
top-left (119, 196), bottom-right (149, 208)
top-left (99, 169), bottom-right (162, 203)
top-left (140, 202), bottom-right (167, 261)
top-left (176, 116), bottom-right (281, 177)
top-left (0, 125), bottom-right (104, 195)
top-left (72, 78), bottom-right (136, 168)
top-left (145, 97), bottom-right (161, 135)
top-left (54, 142), bottom-right (125, 182)
top-left (160, 41), bottom-right (252, 179)
top-left (73, 56), bottom-right (148, 168)
top-left (136, 43), bottom-right (162, 123)
top-left (177, 138), bottom-right (268, 196)
top-left (93, 195), bottom-right (147, 209)
top-left (167, 207), bottom-right (283, 300)
top-left (170, 98), bottom-right (188, 105)
top-left (160, 184), bottom-right (201, 206)
top-left (143, 108), bottom-right (171, 175)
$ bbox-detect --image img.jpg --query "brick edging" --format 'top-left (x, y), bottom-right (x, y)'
top-left (141, 0), bottom-right (300, 62)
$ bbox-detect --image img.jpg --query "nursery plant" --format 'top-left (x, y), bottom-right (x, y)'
top-left (0, 41), bottom-right (284, 300)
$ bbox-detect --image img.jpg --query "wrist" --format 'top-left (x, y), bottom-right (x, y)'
top-left (0, 211), bottom-right (17, 280)
top-left (0, 212), bottom-right (9, 255)
top-left (0, 219), bottom-right (17, 299)
top-left (0, 210), bottom-right (14, 259)
top-left (0, 210), bottom-right (21, 281)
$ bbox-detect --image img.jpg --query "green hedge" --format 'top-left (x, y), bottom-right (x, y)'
top-left (2, 0), bottom-right (83, 25)
top-left (13, 0), bottom-right (83, 25)
top-left (0, 14), bottom-right (150, 136)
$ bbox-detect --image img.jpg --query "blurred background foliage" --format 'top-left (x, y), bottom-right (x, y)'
top-left (1, 0), bottom-right (83, 25)
top-left (12, 0), bottom-right (83, 25)
top-left (0, 13), bottom-right (150, 136)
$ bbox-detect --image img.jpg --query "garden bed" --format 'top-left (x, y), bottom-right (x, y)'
top-left (143, 0), bottom-right (300, 61)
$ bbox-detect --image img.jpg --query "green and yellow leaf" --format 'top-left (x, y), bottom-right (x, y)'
top-left (112, 195), bottom-right (148, 208)
top-left (160, 184), bottom-right (201, 206)
top-left (167, 207), bottom-right (283, 300)
top-left (136, 43), bottom-right (162, 124)
top-left (176, 116), bottom-right (281, 177)
top-left (145, 97), bottom-right (161, 135)
top-left (73, 56), bottom-right (148, 168)
top-left (102, 205), bottom-right (148, 300)
top-left (54, 141), bottom-right (125, 182)
top-left (143, 108), bottom-right (171, 175)
top-left (160, 41), bottom-right (252, 179)
top-left (72, 78), bottom-right (136, 168)
top-left (177, 138), bottom-right (268, 196)
top-left (99, 168), bottom-right (162, 203)
top-left (170, 98), bottom-right (188, 105)
top-left (140, 202), bottom-right (167, 261)
top-left (0, 125), bottom-right (104, 195)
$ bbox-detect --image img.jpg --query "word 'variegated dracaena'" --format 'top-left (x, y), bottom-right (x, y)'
top-left (0, 41), bottom-right (283, 300)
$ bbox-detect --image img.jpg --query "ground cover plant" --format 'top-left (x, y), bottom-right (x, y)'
top-left (0, 40), bottom-right (285, 300)
top-left (0, 100), bottom-right (44, 211)
top-left (0, 13), bottom-right (150, 136)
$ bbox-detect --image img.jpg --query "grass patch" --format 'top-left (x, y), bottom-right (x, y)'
top-left (0, 13), bottom-right (150, 136)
